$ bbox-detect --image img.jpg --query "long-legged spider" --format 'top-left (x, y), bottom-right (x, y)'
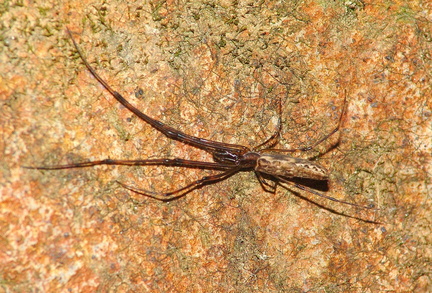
top-left (26, 28), bottom-right (373, 211)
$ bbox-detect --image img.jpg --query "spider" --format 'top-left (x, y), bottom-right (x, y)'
top-left (26, 28), bottom-right (372, 212)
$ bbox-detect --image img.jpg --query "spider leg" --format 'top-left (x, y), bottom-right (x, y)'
top-left (67, 28), bottom-right (249, 158)
top-left (275, 175), bottom-right (374, 210)
top-left (255, 172), bottom-right (276, 193)
top-left (254, 97), bottom-right (282, 152)
top-left (262, 95), bottom-right (347, 154)
top-left (23, 158), bottom-right (234, 171)
top-left (117, 167), bottom-right (241, 201)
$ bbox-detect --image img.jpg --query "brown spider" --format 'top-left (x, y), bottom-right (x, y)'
top-left (26, 28), bottom-right (374, 214)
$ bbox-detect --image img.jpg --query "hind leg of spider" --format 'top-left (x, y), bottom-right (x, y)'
top-left (275, 175), bottom-right (374, 210)
top-left (117, 167), bottom-right (242, 202)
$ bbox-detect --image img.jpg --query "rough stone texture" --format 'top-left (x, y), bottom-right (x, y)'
top-left (1, 0), bottom-right (431, 292)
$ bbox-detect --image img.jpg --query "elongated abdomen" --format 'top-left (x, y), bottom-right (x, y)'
top-left (256, 153), bottom-right (329, 180)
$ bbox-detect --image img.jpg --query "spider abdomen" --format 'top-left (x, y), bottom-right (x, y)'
top-left (256, 153), bottom-right (329, 180)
